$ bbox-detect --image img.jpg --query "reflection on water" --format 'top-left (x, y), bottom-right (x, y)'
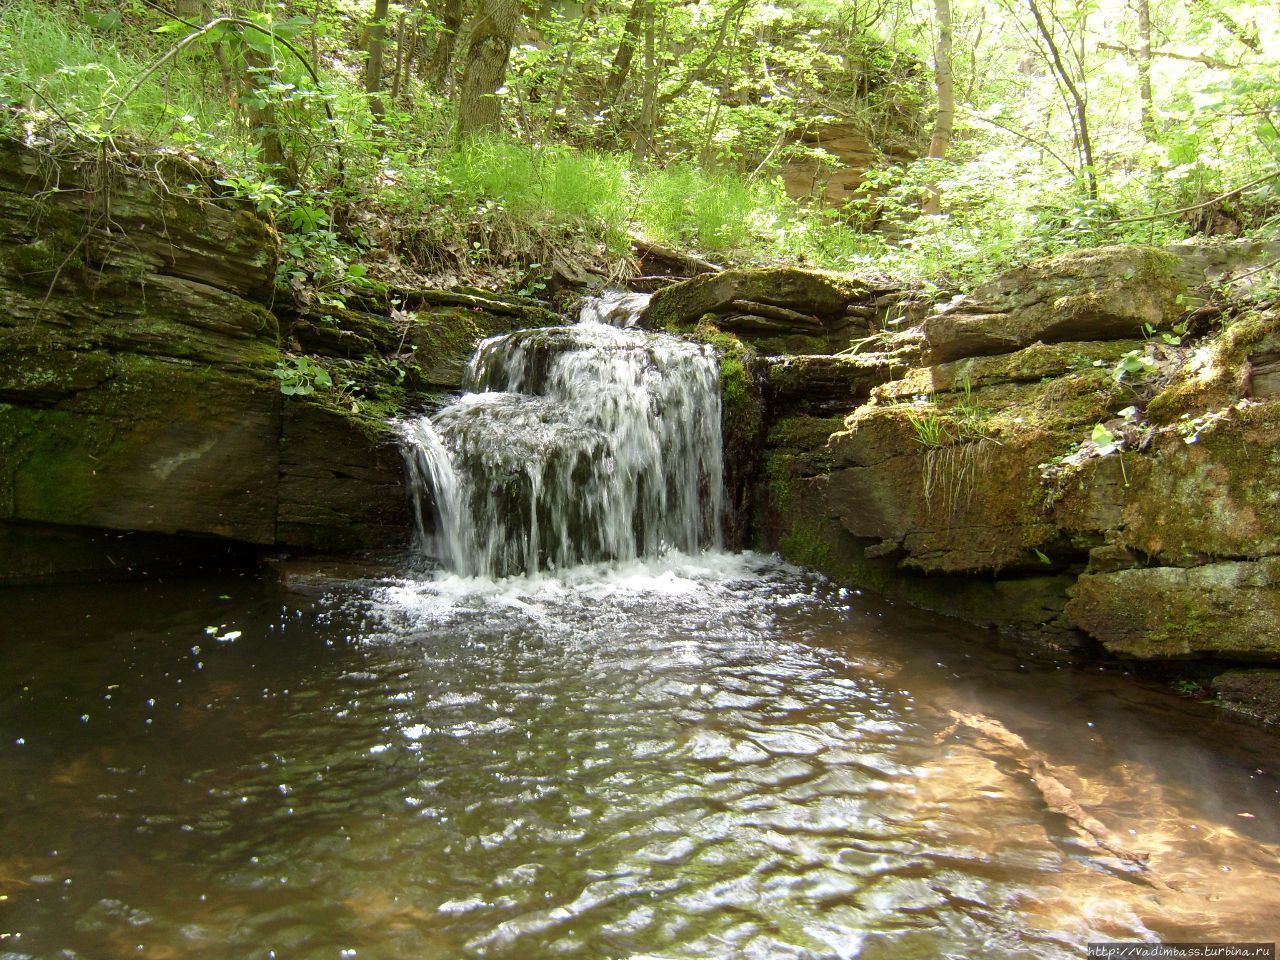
top-left (0, 553), bottom-right (1277, 959)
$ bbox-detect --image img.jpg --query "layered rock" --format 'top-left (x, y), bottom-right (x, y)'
top-left (0, 139), bottom-right (289, 562)
top-left (923, 246), bottom-right (1187, 363)
top-left (738, 243), bottom-right (1280, 675)
top-left (0, 139), bottom-right (555, 580)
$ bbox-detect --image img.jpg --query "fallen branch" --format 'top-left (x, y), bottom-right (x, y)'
top-left (630, 236), bottom-right (723, 275)
top-left (1099, 40), bottom-right (1238, 70)
top-left (938, 711), bottom-right (1175, 891)
top-left (1098, 169), bottom-right (1280, 225)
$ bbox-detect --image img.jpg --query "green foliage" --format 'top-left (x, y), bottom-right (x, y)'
top-left (1114, 348), bottom-right (1159, 381)
top-left (272, 355), bottom-right (332, 396)
top-left (1, 0), bottom-right (1276, 295)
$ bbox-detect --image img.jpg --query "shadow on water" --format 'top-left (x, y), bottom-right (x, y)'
top-left (0, 553), bottom-right (1277, 959)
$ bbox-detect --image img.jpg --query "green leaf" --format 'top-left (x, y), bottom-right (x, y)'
top-left (88, 10), bottom-right (123, 30)
top-left (241, 28), bottom-right (278, 56)
top-left (1091, 423), bottom-right (1115, 445)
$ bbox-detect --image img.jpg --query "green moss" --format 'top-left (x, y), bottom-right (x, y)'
top-left (1147, 310), bottom-right (1276, 423)
top-left (767, 416), bottom-right (845, 449)
top-left (779, 519), bottom-right (841, 573)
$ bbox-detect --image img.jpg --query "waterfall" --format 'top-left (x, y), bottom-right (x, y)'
top-left (400, 294), bottom-right (724, 578)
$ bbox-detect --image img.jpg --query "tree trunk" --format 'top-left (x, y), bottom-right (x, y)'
top-left (603, 0), bottom-right (645, 104)
top-left (428, 0), bottom-right (465, 87)
top-left (631, 0), bottom-right (656, 162)
top-left (1025, 0), bottom-right (1097, 199)
top-left (923, 0), bottom-right (954, 215)
top-left (456, 0), bottom-right (522, 137)
top-left (365, 0), bottom-right (391, 123)
top-left (232, 4), bottom-right (292, 181)
top-left (390, 12), bottom-right (409, 105)
top-left (1134, 0), bottom-right (1156, 141)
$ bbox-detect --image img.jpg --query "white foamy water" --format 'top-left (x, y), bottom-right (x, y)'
top-left (401, 294), bottom-right (723, 578)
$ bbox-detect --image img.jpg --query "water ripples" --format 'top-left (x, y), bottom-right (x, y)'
top-left (1, 555), bottom-right (1277, 958)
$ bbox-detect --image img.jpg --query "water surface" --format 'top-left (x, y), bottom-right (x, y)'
top-left (1, 553), bottom-right (1277, 959)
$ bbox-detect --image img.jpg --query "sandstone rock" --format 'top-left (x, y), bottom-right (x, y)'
top-left (1066, 560), bottom-right (1280, 659)
top-left (0, 139), bottom-right (421, 578)
top-left (1054, 402), bottom-right (1280, 565)
top-left (644, 267), bottom-right (865, 330)
top-left (875, 340), bottom-right (1139, 402)
top-left (778, 123), bottom-right (876, 207)
top-left (0, 353), bottom-right (281, 545)
top-left (923, 246), bottom-right (1186, 363)
top-left (1212, 669), bottom-right (1280, 725)
top-left (764, 353), bottom-right (899, 416)
top-left (277, 401), bottom-right (411, 551)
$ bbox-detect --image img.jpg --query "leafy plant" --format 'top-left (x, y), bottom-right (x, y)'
top-left (272, 355), bottom-right (332, 396)
top-left (1113, 349), bottom-right (1158, 381)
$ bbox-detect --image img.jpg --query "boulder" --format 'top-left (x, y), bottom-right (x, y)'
top-left (923, 246), bottom-right (1186, 363)
top-left (643, 267), bottom-right (865, 330)
top-left (1066, 561), bottom-right (1280, 660)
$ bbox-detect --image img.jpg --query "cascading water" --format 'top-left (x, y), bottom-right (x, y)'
top-left (401, 293), bottom-right (724, 577)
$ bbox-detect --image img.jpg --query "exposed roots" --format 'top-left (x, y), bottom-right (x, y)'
top-left (921, 439), bottom-right (991, 522)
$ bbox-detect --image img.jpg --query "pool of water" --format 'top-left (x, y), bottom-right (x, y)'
top-left (1, 552), bottom-right (1277, 959)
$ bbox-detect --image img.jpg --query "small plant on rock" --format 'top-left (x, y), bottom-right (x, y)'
top-left (272, 355), bottom-right (332, 396)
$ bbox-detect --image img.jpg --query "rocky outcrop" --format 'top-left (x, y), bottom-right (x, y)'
top-left (0, 139), bottom-right (292, 564)
top-left (923, 246), bottom-right (1186, 363)
top-left (0, 139), bottom-right (554, 581)
top-left (644, 265), bottom-right (929, 356)
top-left (738, 242), bottom-right (1280, 685)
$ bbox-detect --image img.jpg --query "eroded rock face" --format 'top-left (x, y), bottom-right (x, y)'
top-left (1067, 562), bottom-right (1280, 659)
top-left (0, 140), bottom-right (412, 578)
top-left (923, 246), bottom-right (1186, 363)
top-left (0, 142), bottom-right (286, 551)
top-left (751, 242), bottom-right (1280, 667)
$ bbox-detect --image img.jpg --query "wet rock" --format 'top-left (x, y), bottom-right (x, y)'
top-left (0, 354), bottom-right (281, 544)
top-left (1212, 669), bottom-right (1280, 725)
top-left (764, 353), bottom-right (900, 416)
top-left (276, 401), bottom-right (411, 552)
top-left (923, 246), bottom-right (1186, 363)
top-left (1066, 561), bottom-right (1280, 660)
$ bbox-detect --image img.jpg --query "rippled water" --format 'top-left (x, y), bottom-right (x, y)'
top-left (1, 553), bottom-right (1278, 959)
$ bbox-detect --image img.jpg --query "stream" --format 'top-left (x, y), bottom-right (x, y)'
top-left (1, 558), bottom-right (1278, 958)
top-left (1, 297), bottom-right (1277, 958)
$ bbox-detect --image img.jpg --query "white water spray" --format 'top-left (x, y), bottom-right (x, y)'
top-left (401, 294), bottom-right (724, 577)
